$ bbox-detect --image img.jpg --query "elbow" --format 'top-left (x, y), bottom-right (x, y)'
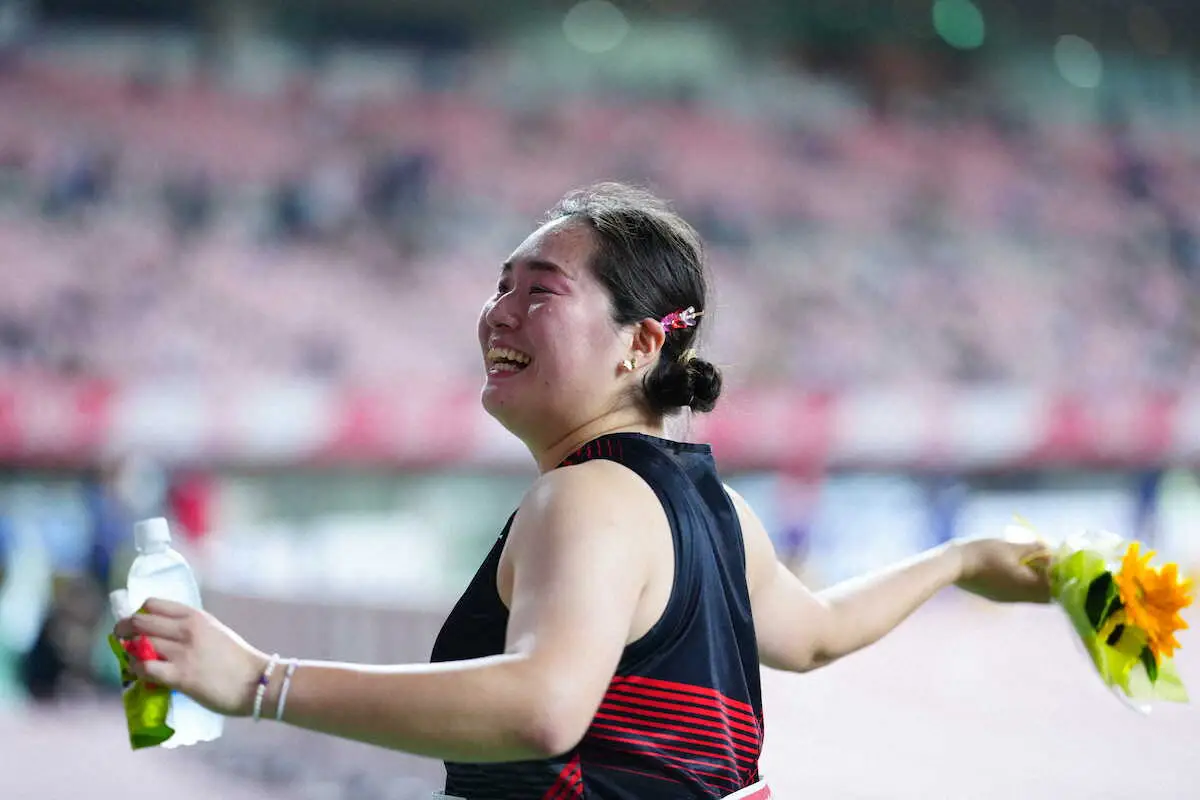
top-left (514, 683), bottom-right (590, 759)
top-left (795, 648), bottom-right (837, 673)
top-left (519, 720), bottom-right (583, 760)
top-left (800, 605), bottom-right (849, 672)
top-left (801, 629), bottom-right (853, 672)
top-left (772, 626), bottom-right (845, 673)
top-left (767, 647), bottom-right (835, 674)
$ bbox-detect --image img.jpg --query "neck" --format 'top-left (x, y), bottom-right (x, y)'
top-left (532, 411), bottom-right (665, 473)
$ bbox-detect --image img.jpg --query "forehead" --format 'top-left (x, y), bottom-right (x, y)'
top-left (504, 217), bottom-right (595, 278)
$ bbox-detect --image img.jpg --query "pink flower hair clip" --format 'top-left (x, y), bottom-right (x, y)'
top-left (660, 307), bottom-right (702, 332)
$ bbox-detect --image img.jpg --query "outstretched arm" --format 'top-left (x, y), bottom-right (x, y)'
top-left (117, 460), bottom-right (665, 763)
top-left (730, 486), bottom-right (1048, 673)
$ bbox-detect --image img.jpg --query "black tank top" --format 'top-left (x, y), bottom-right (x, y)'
top-left (430, 432), bottom-right (765, 799)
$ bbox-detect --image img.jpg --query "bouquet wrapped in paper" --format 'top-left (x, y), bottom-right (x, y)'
top-left (1011, 521), bottom-right (1194, 709)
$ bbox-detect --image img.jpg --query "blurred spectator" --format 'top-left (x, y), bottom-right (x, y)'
top-left (0, 142), bottom-right (28, 200)
top-left (0, 0), bottom-right (31, 73)
top-left (0, 45), bottom-right (1195, 389)
top-left (0, 512), bottom-right (9, 595)
top-left (162, 167), bottom-right (216, 246)
top-left (362, 147), bottom-right (435, 256)
top-left (81, 462), bottom-right (135, 590)
top-left (17, 573), bottom-right (106, 702)
top-left (17, 460), bottom-right (135, 702)
top-left (40, 141), bottom-right (118, 222)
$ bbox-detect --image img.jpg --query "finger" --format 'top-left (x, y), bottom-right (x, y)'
top-left (1019, 544), bottom-right (1052, 571)
top-left (113, 617), bottom-right (137, 639)
top-left (1016, 570), bottom-right (1052, 603)
top-left (1020, 553), bottom-right (1051, 573)
top-left (131, 613), bottom-right (189, 642)
top-left (130, 656), bottom-right (181, 687)
top-left (140, 598), bottom-right (192, 618)
top-left (144, 636), bottom-right (185, 662)
top-left (1019, 539), bottom-right (1050, 555)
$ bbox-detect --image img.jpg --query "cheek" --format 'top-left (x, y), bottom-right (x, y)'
top-left (539, 335), bottom-right (618, 386)
top-left (529, 302), bottom-right (620, 377)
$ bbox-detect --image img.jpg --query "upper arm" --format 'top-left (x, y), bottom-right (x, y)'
top-left (498, 461), bottom-right (664, 749)
top-left (726, 484), bottom-right (836, 672)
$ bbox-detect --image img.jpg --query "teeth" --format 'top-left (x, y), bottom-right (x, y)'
top-left (487, 347), bottom-right (531, 365)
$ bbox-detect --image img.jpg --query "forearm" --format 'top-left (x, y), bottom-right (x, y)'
top-left (814, 542), bottom-right (962, 664)
top-left (262, 653), bottom-right (555, 763)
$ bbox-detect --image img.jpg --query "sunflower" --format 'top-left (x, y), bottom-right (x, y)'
top-left (1113, 542), bottom-right (1195, 662)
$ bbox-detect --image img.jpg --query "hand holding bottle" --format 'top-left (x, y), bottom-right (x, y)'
top-left (113, 597), bottom-right (269, 717)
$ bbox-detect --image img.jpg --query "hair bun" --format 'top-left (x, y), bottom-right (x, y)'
top-left (643, 355), bottom-right (723, 415)
top-left (684, 357), bottom-right (722, 413)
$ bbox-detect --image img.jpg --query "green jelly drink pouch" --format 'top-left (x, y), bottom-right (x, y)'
top-left (109, 590), bottom-right (174, 749)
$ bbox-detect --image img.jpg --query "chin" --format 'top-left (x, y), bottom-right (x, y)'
top-left (480, 384), bottom-right (552, 445)
top-left (481, 383), bottom-right (522, 428)
top-left (480, 384), bottom-right (504, 417)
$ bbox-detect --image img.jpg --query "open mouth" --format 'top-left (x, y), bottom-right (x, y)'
top-left (486, 346), bottom-right (532, 374)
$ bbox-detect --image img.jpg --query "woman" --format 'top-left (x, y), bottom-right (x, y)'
top-left (115, 183), bottom-right (1049, 800)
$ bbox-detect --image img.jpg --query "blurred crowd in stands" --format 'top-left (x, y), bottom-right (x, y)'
top-left (1, 45), bottom-right (1198, 390)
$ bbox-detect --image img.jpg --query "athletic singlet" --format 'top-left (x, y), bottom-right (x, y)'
top-left (430, 432), bottom-right (765, 799)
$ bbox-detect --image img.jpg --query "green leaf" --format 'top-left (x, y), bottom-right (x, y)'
top-left (1140, 647), bottom-right (1158, 683)
top-left (1084, 572), bottom-right (1117, 630)
top-left (1151, 659), bottom-right (1190, 703)
top-left (1050, 549), bottom-right (1109, 601)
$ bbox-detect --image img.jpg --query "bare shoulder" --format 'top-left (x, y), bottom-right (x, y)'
top-left (723, 482), bottom-right (778, 596)
top-left (517, 459), bottom-right (662, 535)
top-left (527, 458), bottom-right (655, 507)
top-left (497, 459), bottom-right (667, 596)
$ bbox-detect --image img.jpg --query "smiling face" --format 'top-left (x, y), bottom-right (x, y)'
top-left (478, 217), bottom-right (639, 448)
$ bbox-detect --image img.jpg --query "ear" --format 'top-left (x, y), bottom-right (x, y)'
top-left (630, 318), bottom-right (667, 364)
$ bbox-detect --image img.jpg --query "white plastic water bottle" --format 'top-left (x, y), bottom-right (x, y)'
top-left (125, 517), bottom-right (224, 747)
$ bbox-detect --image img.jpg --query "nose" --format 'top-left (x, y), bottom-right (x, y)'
top-left (483, 290), bottom-right (520, 331)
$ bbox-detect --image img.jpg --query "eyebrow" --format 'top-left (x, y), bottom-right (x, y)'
top-left (501, 258), bottom-right (574, 279)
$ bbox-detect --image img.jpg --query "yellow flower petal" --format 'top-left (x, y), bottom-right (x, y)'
top-left (1114, 542), bottom-right (1194, 662)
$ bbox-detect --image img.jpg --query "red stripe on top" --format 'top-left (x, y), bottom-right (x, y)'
top-left (559, 435), bottom-right (624, 468)
top-left (589, 721), bottom-right (754, 767)
top-left (601, 693), bottom-right (761, 738)
top-left (540, 754), bottom-right (583, 800)
top-left (598, 702), bottom-right (762, 748)
top-left (588, 732), bottom-right (742, 789)
top-left (594, 707), bottom-right (762, 754)
top-left (604, 684), bottom-right (760, 728)
top-left (600, 691), bottom-right (763, 739)
top-left (610, 676), bottom-right (757, 715)
top-left (591, 726), bottom-right (741, 770)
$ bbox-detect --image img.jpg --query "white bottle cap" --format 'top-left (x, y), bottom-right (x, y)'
top-left (109, 589), bottom-right (134, 619)
top-left (134, 517), bottom-right (172, 551)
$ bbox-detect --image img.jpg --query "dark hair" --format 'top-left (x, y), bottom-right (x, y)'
top-left (547, 182), bottom-right (722, 415)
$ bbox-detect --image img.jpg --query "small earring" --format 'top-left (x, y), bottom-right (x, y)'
top-left (621, 357), bottom-right (637, 372)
